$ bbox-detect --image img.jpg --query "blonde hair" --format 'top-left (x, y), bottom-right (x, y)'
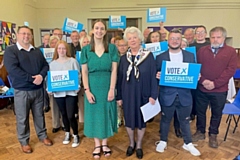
top-left (49, 35), bottom-right (60, 46)
top-left (79, 35), bottom-right (91, 48)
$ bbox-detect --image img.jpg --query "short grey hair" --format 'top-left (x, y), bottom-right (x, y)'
top-left (79, 35), bottom-right (91, 48)
top-left (123, 27), bottom-right (144, 42)
top-left (184, 28), bottom-right (195, 35)
top-left (209, 26), bottom-right (227, 38)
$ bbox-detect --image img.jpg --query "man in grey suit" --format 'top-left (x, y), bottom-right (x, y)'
top-left (155, 29), bottom-right (200, 156)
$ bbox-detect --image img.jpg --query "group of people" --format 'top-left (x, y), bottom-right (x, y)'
top-left (3, 19), bottom-right (237, 160)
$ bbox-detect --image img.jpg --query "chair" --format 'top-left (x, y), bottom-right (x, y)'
top-left (234, 69), bottom-right (240, 92)
top-left (222, 90), bottom-right (240, 141)
top-left (0, 77), bottom-right (15, 114)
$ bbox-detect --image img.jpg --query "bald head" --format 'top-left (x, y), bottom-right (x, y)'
top-left (184, 28), bottom-right (195, 44)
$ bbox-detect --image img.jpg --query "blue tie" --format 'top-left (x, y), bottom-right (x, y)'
top-left (212, 47), bottom-right (219, 54)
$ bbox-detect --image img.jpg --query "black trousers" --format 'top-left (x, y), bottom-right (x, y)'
top-left (195, 89), bottom-right (227, 135)
top-left (55, 95), bottom-right (78, 135)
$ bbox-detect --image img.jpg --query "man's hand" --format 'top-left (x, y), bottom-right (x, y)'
top-left (202, 79), bottom-right (215, 90)
top-left (32, 74), bottom-right (43, 85)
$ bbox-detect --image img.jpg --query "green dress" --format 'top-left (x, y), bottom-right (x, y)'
top-left (81, 44), bottom-right (119, 139)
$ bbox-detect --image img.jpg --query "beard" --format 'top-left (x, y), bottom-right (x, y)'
top-left (168, 44), bottom-right (181, 50)
top-left (211, 43), bottom-right (221, 48)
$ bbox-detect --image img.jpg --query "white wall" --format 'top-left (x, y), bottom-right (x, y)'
top-left (1, 0), bottom-right (37, 44)
top-left (1, 0), bottom-right (240, 47)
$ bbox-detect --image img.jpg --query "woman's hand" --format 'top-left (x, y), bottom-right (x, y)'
top-left (74, 89), bottom-right (79, 94)
top-left (108, 88), bottom-right (115, 101)
top-left (85, 90), bottom-right (95, 104)
top-left (48, 92), bottom-right (53, 95)
top-left (117, 100), bottom-right (123, 106)
top-left (149, 97), bottom-right (156, 105)
top-left (156, 72), bottom-right (161, 79)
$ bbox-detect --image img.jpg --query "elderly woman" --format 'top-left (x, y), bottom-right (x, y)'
top-left (116, 27), bottom-right (158, 159)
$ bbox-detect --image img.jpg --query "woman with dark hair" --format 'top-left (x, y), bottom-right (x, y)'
top-left (49, 40), bottom-right (81, 148)
top-left (145, 31), bottom-right (162, 44)
top-left (81, 19), bottom-right (119, 159)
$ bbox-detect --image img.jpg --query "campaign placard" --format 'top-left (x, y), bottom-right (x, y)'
top-left (143, 41), bottom-right (168, 59)
top-left (160, 61), bottom-right (201, 89)
top-left (47, 70), bottom-right (79, 92)
top-left (183, 46), bottom-right (197, 62)
top-left (40, 48), bottom-right (55, 63)
top-left (62, 18), bottom-right (83, 33)
top-left (76, 51), bottom-right (81, 69)
top-left (147, 7), bottom-right (167, 23)
top-left (109, 16), bottom-right (126, 29)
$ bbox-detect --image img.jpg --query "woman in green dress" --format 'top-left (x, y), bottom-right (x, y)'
top-left (81, 19), bottom-right (119, 159)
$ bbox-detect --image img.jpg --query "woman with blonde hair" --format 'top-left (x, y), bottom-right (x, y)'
top-left (79, 35), bottom-right (91, 48)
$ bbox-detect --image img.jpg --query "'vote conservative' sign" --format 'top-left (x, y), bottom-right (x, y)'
top-left (47, 70), bottom-right (79, 92)
top-left (143, 41), bottom-right (168, 59)
top-left (40, 48), bottom-right (55, 64)
top-left (62, 18), bottom-right (83, 33)
top-left (160, 61), bottom-right (201, 89)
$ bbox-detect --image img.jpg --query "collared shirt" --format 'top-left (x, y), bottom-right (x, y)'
top-left (16, 42), bottom-right (35, 52)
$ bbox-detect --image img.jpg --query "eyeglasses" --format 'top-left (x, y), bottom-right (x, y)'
top-left (169, 37), bottom-right (181, 41)
top-left (196, 31), bottom-right (206, 34)
top-left (118, 45), bottom-right (127, 47)
top-left (18, 32), bottom-right (31, 36)
top-left (53, 33), bottom-right (63, 36)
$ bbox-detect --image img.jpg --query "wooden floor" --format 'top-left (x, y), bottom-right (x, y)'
top-left (0, 107), bottom-right (239, 160)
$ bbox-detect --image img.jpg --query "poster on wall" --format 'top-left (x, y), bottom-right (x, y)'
top-left (0, 21), bottom-right (17, 55)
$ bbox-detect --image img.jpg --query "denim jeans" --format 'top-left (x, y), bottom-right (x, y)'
top-left (195, 89), bottom-right (227, 135)
top-left (160, 95), bottom-right (192, 144)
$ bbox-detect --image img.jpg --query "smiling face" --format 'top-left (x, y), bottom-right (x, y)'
top-left (50, 38), bottom-right (58, 48)
top-left (117, 39), bottom-right (128, 55)
top-left (150, 32), bottom-right (160, 43)
top-left (181, 40), bottom-right (188, 48)
top-left (17, 27), bottom-right (32, 46)
top-left (82, 37), bottom-right (90, 47)
top-left (70, 32), bottom-right (80, 43)
top-left (184, 29), bottom-right (194, 43)
top-left (126, 32), bottom-right (141, 50)
top-left (93, 21), bottom-right (106, 40)
top-left (195, 27), bottom-right (207, 42)
top-left (168, 32), bottom-right (182, 50)
top-left (57, 43), bottom-right (67, 58)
